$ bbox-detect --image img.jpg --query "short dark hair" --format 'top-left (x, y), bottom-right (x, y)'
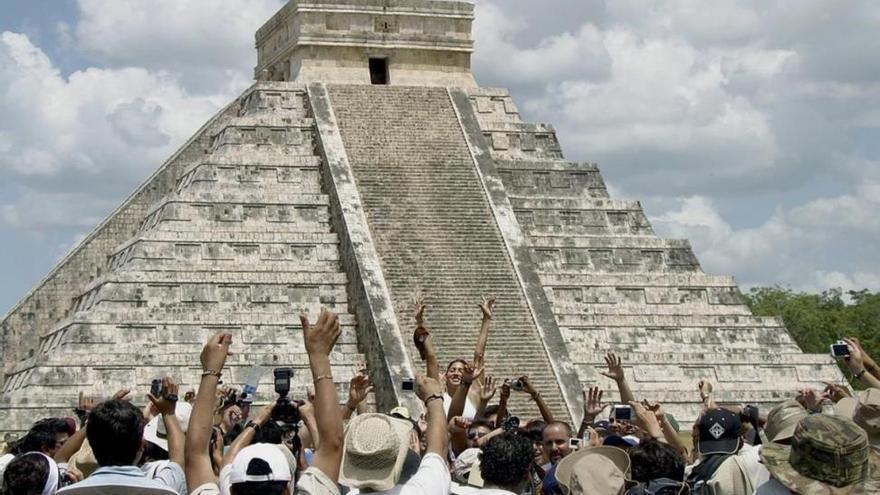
top-left (483, 405), bottom-right (501, 418)
top-left (629, 439), bottom-right (686, 482)
top-left (87, 399), bottom-right (145, 466)
top-left (230, 458), bottom-right (287, 495)
top-left (480, 433), bottom-right (533, 489)
top-left (468, 420), bottom-right (493, 433)
top-left (446, 359), bottom-right (468, 372)
top-left (522, 420), bottom-right (546, 441)
top-left (2, 452), bottom-right (50, 495)
top-left (16, 418), bottom-right (69, 454)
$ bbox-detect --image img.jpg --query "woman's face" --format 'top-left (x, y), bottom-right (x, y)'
top-left (446, 362), bottom-right (465, 387)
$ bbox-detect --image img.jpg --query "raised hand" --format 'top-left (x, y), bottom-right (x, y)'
top-left (822, 381), bottom-right (851, 403)
top-left (698, 380), bottom-right (714, 400)
top-left (844, 338), bottom-right (866, 372)
top-left (414, 295), bottom-right (427, 324)
top-left (479, 295), bottom-right (496, 320)
top-left (519, 376), bottom-right (538, 397)
top-left (184, 390), bottom-right (196, 403)
top-left (200, 332), bottom-right (232, 373)
top-left (113, 389), bottom-right (132, 402)
top-left (480, 375), bottom-right (497, 402)
top-left (642, 400), bottom-right (666, 421)
top-left (582, 386), bottom-right (607, 419)
top-left (461, 363), bottom-right (484, 386)
top-left (348, 373), bottom-right (374, 407)
top-left (600, 352), bottom-right (626, 382)
top-left (797, 388), bottom-right (826, 413)
top-left (147, 376), bottom-right (179, 416)
top-left (301, 308), bottom-right (340, 356)
top-left (629, 401), bottom-right (662, 438)
top-left (500, 379), bottom-right (511, 401)
top-left (449, 416), bottom-right (472, 434)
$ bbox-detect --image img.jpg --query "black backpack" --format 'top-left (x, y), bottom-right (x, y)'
top-left (627, 478), bottom-right (690, 495)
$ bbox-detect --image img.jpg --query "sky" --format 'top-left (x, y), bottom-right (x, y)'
top-left (1, 0), bottom-right (879, 314)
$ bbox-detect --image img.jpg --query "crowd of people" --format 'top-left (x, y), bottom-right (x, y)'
top-left (1, 297), bottom-right (879, 495)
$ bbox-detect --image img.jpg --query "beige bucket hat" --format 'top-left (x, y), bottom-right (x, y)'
top-left (339, 413), bottom-right (414, 491)
top-left (555, 446), bottom-right (631, 495)
top-left (836, 388), bottom-right (880, 447)
top-left (765, 400), bottom-right (809, 444)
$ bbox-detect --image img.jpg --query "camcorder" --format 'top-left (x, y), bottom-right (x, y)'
top-left (150, 379), bottom-right (164, 398)
top-left (502, 415), bottom-right (520, 433)
top-left (271, 368), bottom-right (301, 425)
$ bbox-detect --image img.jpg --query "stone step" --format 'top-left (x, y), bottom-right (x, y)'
top-left (563, 326), bottom-right (801, 353)
top-left (558, 313), bottom-right (784, 328)
top-left (328, 84), bottom-right (572, 421)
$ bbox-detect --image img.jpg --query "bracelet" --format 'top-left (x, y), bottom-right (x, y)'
top-left (245, 421), bottom-right (260, 431)
top-left (424, 394), bottom-right (444, 406)
top-left (202, 370), bottom-right (222, 379)
top-left (313, 374), bottom-right (333, 384)
top-left (855, 369), bottom-right (868, 379)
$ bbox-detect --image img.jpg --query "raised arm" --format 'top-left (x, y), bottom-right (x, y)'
top-left (447, 362), bottom-right (482, 421)
top-left (600, 353), bottom-right (635, 404)
top-left (645, 400), bottom-right (688, 454)
top-left (414, 296), bottom-right (440, 380)
top-left (302, 308), bottom-right (344, 482)
top-left (698, 380), bottom-right (716, 411)
top-left (185, 332), bottom-right (232, 492)
top-left (496, 380), bottom-right (510, 426)
top-left (222, 402), bottom-right (276, 467)
top-left (416, 375), bottom-right (448, 457)
top-left (845, 338), bottom-right (880, 389)
top-left (473, 296), bottom-right (495, 368)
top-left (577, 386), bottom-right (608, 438)
top-left (519, 376), bottom-right (554, 423)
top-left (148, 376), bottom-right (184, 466)
top-left (342, 369), bottom-right (373, 420)
top-left (848, 337), bottom-right (880, 381)
top-left (475, 375), bottom-right (497, 418)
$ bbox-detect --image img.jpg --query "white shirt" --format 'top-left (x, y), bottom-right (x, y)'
top-left (444, 394), bottom-right (478, 420)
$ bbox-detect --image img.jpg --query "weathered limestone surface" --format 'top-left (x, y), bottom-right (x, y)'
top-left (0, 85), bottom-right (368, 435)
top-left (459, 87), bottom-right (847, 422)
top-left (0, 0), bottom-right (847, 433)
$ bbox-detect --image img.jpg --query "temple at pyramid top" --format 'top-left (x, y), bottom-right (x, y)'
top-left (254, 0), bottom-right (477, 86)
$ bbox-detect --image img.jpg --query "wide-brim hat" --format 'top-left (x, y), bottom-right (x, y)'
top-left (765, 400), bottom-right (809, 444)
top-left (836, 389), bottom-right (880, 447)
top-left (761, 442), bottom-right (880, 494)
top-left (142, 402), bottom-right (192, 452)
top-left (340, 413), bottom-right (414, 491)
top-left (555, 446), bottom-right (631, 495)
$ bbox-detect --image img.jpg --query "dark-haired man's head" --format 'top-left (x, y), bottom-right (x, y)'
top-left (87, 399), bottom-right (146, 467)
top-left (480, 433), bottom-right (533, 493)
top-left (17, 418), bottom-right (71, 457)
top-left (629, 439), bottom-right (686, 483)
top-left (2, 452), bottom-right (55, 495)
top-left (229, 444), bottom-right (292, 495)
top-left (542, 421), bottom-right (572, 465)
top-left (467, 420), bottom-right (493, 449)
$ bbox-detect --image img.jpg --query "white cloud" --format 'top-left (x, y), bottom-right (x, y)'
top-left (73, 0), bottom-right (283, 92)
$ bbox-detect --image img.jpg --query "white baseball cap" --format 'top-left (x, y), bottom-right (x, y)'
top-left (230, 443), bottom-right (293, 485)
top-left (143, 402), bottom-right (193, 452)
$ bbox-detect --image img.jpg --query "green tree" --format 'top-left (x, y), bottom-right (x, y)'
top-left (744, 286), bottom-right (880, 387)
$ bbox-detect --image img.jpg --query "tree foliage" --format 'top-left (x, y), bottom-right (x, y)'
top-left (744, 287), bottom-right (880, 385)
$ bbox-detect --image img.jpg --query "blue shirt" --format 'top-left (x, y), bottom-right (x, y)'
top-left (58, 464), bottom-right (182, 495)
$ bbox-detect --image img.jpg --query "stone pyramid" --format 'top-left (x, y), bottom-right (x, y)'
top-left (0, 0), bottom-right (844, 434)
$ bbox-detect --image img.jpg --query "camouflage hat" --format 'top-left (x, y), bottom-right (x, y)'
top-left (835, 389), bottom-right (880, 447)
top-left (765, 400), bottom-right (809, 444)
top-left (761, 414), bottom-right (880, 494)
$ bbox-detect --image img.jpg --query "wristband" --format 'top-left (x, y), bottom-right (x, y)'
top-left (245, 421), bottom-right (260, 431)
top-left (313, 374), bottom-right (333, 384)
top-left (424, 394), bottom-right (444, 406)
top-left (202, 370), bottom-right (222, 379)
